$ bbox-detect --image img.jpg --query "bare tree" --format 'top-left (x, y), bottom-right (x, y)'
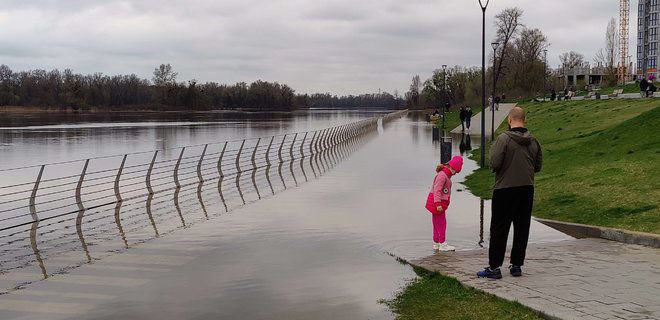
top-left (594, 18), bottom-right (619, 86)
top-left (493, 7), bottom-right (524, 90)
top-left (152, 63), bottom-right (178, 86)
top-left (510, 28), bottom-right (550, 94)
top-left (405, 75), bottom-right (422, 108)
top-left (559, 51), bottom-right (585, 70)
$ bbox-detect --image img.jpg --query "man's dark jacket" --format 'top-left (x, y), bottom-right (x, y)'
top-left (489, 128), bottom-right (542, 189)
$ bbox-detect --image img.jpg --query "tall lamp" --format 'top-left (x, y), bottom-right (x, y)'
top-left (478, 0), bottom-right (490, 167)
top-left (490, 41), bottom-right (499, 141)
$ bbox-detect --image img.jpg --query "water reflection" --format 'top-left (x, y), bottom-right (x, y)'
top-left (478, 198), bottom-right (485, 248)
top-left (460, 133), bottom-right (473, 155)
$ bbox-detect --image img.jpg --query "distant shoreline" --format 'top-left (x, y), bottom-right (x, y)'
top-left (0, 105), bottom-right (401, 114)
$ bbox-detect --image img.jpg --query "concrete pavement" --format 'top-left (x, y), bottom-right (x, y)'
top-left (412, 238), bottom-right (660, 320)
top-left (451, 103), bottom-right (515, 135)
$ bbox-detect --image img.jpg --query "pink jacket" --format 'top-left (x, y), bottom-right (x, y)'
top-left (431, 167), bottom-right (453, 210)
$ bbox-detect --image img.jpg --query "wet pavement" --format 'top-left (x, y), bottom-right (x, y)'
top-left (0, 112), bottom-right (570, 319)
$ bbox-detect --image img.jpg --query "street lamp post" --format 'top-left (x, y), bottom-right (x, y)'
top-left (479, 0), bottom-right (490, 167)
top-left (490, 42), bottom-right (499, 141)
top-left (543, 49), bottom-right (548, 99)
top-left (442, 64), bottom-right (447, 134)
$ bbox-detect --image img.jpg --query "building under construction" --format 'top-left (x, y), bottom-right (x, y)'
top-left (637, 0), bottom-right (659, 78)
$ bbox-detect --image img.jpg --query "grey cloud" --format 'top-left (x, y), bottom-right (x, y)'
top-left (0, 0), bottom-right (629, 95)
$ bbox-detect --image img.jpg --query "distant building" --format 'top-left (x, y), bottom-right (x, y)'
top-left (554, 64), bottom-right (605, 89)
top-left (638, 0), bottom-right (659, 78)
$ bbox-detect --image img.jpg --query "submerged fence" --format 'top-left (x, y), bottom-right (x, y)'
top-left (0, 110), bottom-right (408, 284)
top-left (0, 110), bottom-right (407, 233)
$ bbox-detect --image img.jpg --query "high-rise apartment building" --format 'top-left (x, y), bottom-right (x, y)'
top-left (638, 0), bottom-right (660, 78)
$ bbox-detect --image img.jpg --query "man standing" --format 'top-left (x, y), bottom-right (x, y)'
top-left (459, 106), bottom-right (467, 132)
top-left (465, 106), bottom-right (473, 132)
top-left (477, 107), bottom-right (542, 279)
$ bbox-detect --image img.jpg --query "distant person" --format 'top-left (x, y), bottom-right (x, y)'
top-left (564, 87), bottom-right (569, 100)
top-left (425, 156), bottom-right (463, 252)
top-left (459, 106), bottom-right (467, 132)
top-left (640, 77), bottom-right (649, 97)
top-left (433, 109), bottom-right (440, 117)
top-left (501, 94), bottom-right (506, 102)
top-left (444, 102), bottom-right (450, 113)
top-left (649, 76), bottom-right (657, 97)
top-left (488, 95), bottom-right (494, 111)
top-left (465, 106), bottom-right (473, 132)
top-left (494, 96), bottom-right (501, 110)
top-left (477, 107), bottom-right (542, 279)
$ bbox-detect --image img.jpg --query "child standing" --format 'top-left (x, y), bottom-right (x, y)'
top-left (425, 156), bottom-right (463, 251)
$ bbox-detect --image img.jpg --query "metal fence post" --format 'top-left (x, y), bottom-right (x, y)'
top-left (146, 150), bottom-right (158, 194)
top-left (309, 131), bottom-right (317, 155)
top-left (114, 155), bottom-right (127, 202)
top-left (251, 138), bottom-right (261, 171)
top-left (278, 134), bottom-right (287, 163)
top-left (300, 132), bottom-right (308, 158)
top-left (315, 129), bottom-right (324, 153)
top-left (29, 165), bottom-right (45, 221)
top-left (174, 147), bottom-right (185, 188)
top-left (76, 159), bottom-right (89, 213)
top-left (265, 136), bottom-right (274, 167)
top-left (251, 138), bottom-right (262, 199)
top-left (197, 144), bottom-right (208, 183)
top-left (289, 133), bottom-right (297, 161)
top-left (218, 141), bottom-right (227, 178)
top-left (236, 140), bottom-right (245, 173)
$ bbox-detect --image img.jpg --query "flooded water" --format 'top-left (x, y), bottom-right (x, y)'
top-left (0, 110), bottom-right (570, 320)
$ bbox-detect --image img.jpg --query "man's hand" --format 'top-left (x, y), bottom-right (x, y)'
top-left (436, 206), bottom-right (444, 214)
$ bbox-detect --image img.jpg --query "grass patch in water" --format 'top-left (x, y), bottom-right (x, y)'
top-left (383, 266), bottom-right (544, 320)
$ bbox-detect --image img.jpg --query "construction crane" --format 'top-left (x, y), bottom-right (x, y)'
top-left (619, 0), bottom-right (630, 83)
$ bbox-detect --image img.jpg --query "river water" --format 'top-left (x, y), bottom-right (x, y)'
top-left (0, 110), bottom-right (570, 320)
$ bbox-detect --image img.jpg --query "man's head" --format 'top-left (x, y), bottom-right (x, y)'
top-left (508, 106), bottom-right (526, 129)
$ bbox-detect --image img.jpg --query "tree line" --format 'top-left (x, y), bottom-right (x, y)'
top-left (297, 92), bottom-right (403, 109)
top-left (0, 64), bottom-right (296, 111)
top-left (0, 64), bottom-right (402, 111)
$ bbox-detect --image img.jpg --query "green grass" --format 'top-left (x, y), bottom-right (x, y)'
top-left (464, 99), bottom-right (660, 233)
top-left (383, 266), bottom-right (545, 320)
top-left (596, 82), bottom-right (640, 95)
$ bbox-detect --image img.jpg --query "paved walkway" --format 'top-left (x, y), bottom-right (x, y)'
top-left (412, 238), bottom-right (660, 320)
top-left (451, 103), bottom-right (515, 135)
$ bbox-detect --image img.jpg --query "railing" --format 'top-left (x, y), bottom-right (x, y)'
top-left (0, 116), bottom-right (401, 231)
top-left (0, 110), bottom-right (407, 288)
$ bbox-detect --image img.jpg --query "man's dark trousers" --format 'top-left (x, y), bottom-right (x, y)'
top-left (489, 185), bottom-right (534, 269)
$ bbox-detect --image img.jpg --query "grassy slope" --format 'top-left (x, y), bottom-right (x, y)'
top-left (574, 83), bottom-right (640, 96)
top-left (384, 266), bottom-right (544, 320)
top-left (464, 99), bottom-right (660, 233)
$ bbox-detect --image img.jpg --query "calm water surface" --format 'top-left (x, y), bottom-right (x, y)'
top-left (0, 110), bottom-right (570, 320)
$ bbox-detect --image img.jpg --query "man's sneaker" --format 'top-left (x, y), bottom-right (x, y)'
top-left (509, 265), bottom-right (522, 277)
top-left (433, 243), bottom-right (439, 251)
top-left (477, 267), bottom-right (502, 279)
top-left (437, 243), bottom-right (456, 252)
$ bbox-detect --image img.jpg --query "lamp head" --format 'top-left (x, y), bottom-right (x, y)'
top-left (491, 42), bottom-right (500, 51)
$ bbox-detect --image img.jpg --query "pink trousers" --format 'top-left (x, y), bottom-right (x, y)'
top-left (432, 213), bottom-right (447, 243)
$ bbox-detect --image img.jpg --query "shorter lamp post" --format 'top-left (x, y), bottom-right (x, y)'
top-left (490, 42), bottom-right (499, 141)
top-left (543, 49), bottom-right (548, 99)
top-left (442, 64), bottom-right (448, 134)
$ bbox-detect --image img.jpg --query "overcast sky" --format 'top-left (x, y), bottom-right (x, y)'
top-left (0, 0), bottom-right (631, 95)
